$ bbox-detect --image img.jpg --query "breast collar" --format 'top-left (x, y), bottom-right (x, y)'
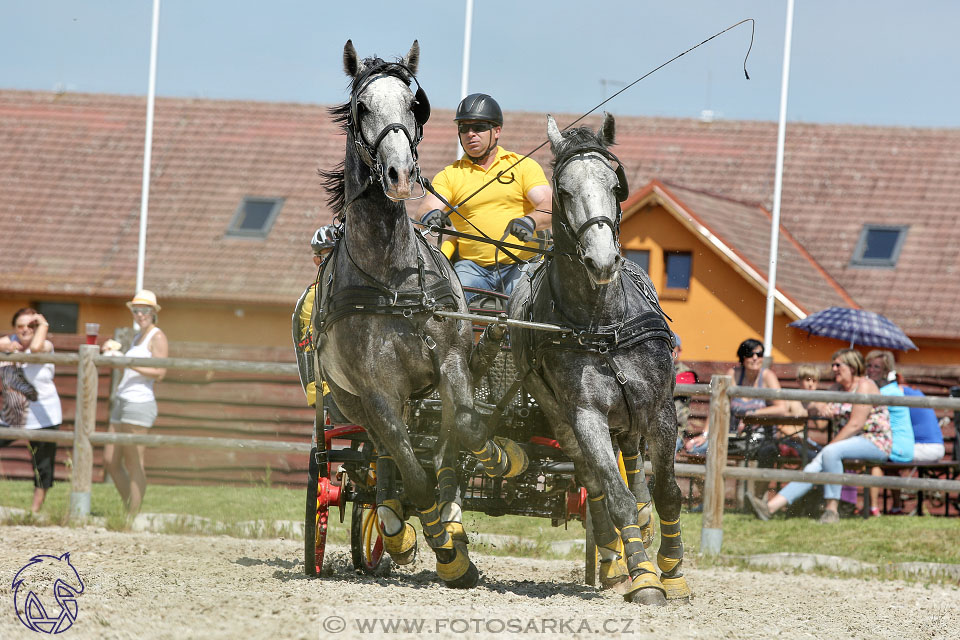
top-left (315, 232), bottom-right (460, 336)
top-left (520, 260), bottom-right (674, 375)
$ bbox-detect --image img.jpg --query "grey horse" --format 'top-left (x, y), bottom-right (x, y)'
top-left (314, 40), bottom-right (527, 588)
top-left (508, 114), bottom-right (691, 605)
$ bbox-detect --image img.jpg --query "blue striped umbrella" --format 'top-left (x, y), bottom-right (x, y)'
top-left (788, 307), bottom-right (918, 351)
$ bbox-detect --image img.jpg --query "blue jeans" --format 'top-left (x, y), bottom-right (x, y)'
top-left (778, 436), bottom-right (888, 503)
top-left (454, 259), bottom-right (526, 301)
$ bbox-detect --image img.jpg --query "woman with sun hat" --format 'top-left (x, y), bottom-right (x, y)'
top-left (103, 289), bottom-right (168, 514)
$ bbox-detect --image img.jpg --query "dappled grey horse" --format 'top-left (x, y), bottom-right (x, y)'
top-left (313, 40), bottom-right (527, 588)
top-left (508, 114), bottom-right (690, 605)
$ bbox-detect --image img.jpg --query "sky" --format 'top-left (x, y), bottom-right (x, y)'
top-left (3, 1), bottom-right (960, 128)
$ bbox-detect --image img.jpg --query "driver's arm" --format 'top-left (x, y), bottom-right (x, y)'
top-left (415, 191), bottom-right (446, 218)
top-left (525, 184), bottom-right (552, 230)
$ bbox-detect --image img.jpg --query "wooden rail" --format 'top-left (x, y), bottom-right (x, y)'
top-left (2, 351), bottom-right (959, 535)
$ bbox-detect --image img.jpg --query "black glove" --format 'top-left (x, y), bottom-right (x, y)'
top-left (507, 216), bottom-right (536, 242)
top-left (420, 208), bottom-right (449, 229)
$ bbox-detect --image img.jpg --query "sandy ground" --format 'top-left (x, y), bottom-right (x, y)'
top-left (2, 525), bottom-right (957, 640)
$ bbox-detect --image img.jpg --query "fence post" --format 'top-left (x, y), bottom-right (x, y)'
top-left (700, 374), bottom-right (732, 555)
top-left (69, 344), bottom-right (99, 519)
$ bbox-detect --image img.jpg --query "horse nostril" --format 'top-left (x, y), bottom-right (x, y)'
top-left (583, 256), bottom-right (598, 272)
top-left (613, 253), bottom-right (623, 266)
top-left (387, 167), bottom-right (399, 184)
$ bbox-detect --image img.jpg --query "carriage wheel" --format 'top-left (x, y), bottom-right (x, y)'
top-left (305, 447), bottom-right (340, 576)
top-left (350, 500), bottom-right (391, 575)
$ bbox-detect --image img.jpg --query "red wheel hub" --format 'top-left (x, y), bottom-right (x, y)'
top-left (314, 477), bottom-right (342, 572)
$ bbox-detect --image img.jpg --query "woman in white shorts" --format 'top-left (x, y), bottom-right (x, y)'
top-left (105, 290), bottom-right (168, 515)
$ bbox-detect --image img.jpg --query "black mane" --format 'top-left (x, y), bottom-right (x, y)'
top-left (550, 126), bottom-right (610, 171)
top-left (319, 56), bottom-right (413, 215)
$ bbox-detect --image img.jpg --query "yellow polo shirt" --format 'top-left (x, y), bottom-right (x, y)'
top-left (431, 147), bottom-right (548, 266)
top-left (297, 282), bottom-right (329, 407)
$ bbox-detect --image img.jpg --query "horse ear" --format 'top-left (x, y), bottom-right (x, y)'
top-left (546, 115), bottom-right (563, 150)
top-left (600, 112), bottom-right (616, 146)
top-left (343, 39), bottom-right (359, 78)
top-left (404, 40), bottom-right (420, 75)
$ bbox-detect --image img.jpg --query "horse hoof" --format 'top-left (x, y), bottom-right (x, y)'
top-left (627, 587), bottom-right (668, 606)
top-left (661, 575), bottom-right (692, 602)
top-left (443, 560), bottom-right (479, 589)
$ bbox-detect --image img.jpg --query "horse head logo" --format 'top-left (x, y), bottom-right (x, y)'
top-left (12, 552), bottom-right (84, 634)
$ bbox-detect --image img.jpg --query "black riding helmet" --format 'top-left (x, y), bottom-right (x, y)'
top-left (454, 93), bottom-right (503, 126)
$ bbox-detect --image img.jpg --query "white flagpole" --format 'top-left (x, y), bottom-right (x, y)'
top-left (762, 0), bottom-right (795, 365)
top-left (456, 0), bottom-right (474, 160)
top-left (136, 0), bottom-right (161, 294)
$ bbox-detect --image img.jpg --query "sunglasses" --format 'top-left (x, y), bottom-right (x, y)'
top-left (746, 351), bottom-right (764, 359)
top-left (131, 307), bottom-right (154, 315)
top-left (457, 122), bottom-right (494, 135)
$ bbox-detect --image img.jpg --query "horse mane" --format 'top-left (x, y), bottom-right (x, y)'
top-left (319, 56), bottom-right (414, 215)
top-left (550, 126), bottom-right (610, 171)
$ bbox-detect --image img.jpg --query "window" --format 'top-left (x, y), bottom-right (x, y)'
top-left (32, 301), bottom-right (78, 333)
top-left (226, 197), bottom-right (284, 237)
top-left (624, 249), bottom-right (650, 273)
top-left (850, 225), bottom-right (908, 268)
top-left (664, 251), bottom-right (692, 290)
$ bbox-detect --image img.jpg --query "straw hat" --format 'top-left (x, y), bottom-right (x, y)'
top-left (126, 289), bottom-right (162, 312)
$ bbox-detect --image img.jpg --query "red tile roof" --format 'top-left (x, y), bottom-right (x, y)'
top-left (1, 90), bottom-right (958, 338)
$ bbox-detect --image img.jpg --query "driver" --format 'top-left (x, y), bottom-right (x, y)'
top-left (294, 225), bottom-right (338, 408)
top-left (416, 93), bottom-right (552, 301)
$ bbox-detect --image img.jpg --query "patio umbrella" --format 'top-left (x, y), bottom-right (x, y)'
top-left (788, 307), bottom-right (918, 351)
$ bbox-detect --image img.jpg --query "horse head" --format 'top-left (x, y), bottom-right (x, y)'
top-left (547, 113), bottom-right (626, 286)
top-left (342, 39), bottom-right (429, 201)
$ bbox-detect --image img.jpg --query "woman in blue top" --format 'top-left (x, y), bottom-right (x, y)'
top-left (865, 350), bottom-right (913, 516)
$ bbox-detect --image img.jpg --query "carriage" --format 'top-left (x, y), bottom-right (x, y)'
top-left (303, 286), bottom-right (596, 579)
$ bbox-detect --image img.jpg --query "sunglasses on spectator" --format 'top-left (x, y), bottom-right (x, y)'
top-left (458, 122), bottom-right (494, 135)
top-left (746, 351), bottom-right (764, 359)
top-left (131, 306), bottom-right (154, 315)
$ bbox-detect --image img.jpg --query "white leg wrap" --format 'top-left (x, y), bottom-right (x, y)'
top-left (440, 501), bottom-right (462, 524)
top-left (377, 505), bottom-right (403, 536)
top-left (597, 545), bottom-right (620, 563)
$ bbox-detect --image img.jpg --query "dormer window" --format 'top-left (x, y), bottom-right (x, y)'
top-left (226, 197), bottom-right (284, 237)
top-left (850, 224), bottom-right (907, 268)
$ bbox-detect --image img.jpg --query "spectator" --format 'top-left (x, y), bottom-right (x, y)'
top-left (104, 290), bottom-right (167, 515)
top-left (783, 364), bottom-right (830, 448)
top-left (865, 350), bottom-right (914, 516)
top-left (0, 308), bottom-right (62, 514)
top-left (673, 333), bottom-right (697, 453)
top-left (683, 338), bottom-right (785, 456)
top-left (415, 93), bottom-right (552, 301)
top-left (746, 348), bottom-right (892, 524)
top-left (881, 383), bottom-right (946, 515)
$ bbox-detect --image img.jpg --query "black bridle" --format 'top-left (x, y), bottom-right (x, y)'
top-left (348, 61), bottom-right (431, 198)
top-left (551, 146), bottom-right (629, 259)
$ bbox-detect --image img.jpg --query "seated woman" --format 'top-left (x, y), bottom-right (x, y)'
top-left (865, 350), bottom-right (914, 516)
top-left (746, 348), bottom-right (892, 524)
top-left (682, 338), bottom-right (785, 456)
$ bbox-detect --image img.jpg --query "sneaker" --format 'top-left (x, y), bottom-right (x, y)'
top-left (818, 509), bottom-right (840, 524)
top-left (869, 507), bottom-right (881, 517)
top-left (745, 493), bottom-right (771, 521)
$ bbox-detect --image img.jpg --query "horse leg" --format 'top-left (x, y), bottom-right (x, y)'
top-left (363, 391), bottom-right (477, 589)
top-left (436, 377), bottom-right (467, 547)
top-left (571, 412), bottom-right (666, 606)
top-left (443, 351), bottom-right (528, 479)
top-left (649, 400), bottom-right (692, 601)
top-left (619, 434), bottom-right (655, 548)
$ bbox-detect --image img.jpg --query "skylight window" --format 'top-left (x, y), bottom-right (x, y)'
top-left (850, 225), bottom-right (908, 268)
top-left (226, 197), bottom-right (284, 237)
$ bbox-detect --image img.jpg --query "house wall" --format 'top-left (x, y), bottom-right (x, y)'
top-left (0, 296), bottom-right (297, 348)
top-left (619, 203), bottom-right (960, 367)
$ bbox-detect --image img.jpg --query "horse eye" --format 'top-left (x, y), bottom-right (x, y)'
top-left (355, 101), bottom-right (368, 116)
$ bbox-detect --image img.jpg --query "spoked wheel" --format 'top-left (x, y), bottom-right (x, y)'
top-left (305, 447), bottom-right (340, 576)
top-left (350, 500), bottom-right (391, 575)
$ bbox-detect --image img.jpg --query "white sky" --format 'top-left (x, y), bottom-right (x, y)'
top-left (3, 1), bottom-right (959, 127)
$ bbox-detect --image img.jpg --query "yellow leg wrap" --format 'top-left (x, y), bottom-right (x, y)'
top-left (382, 523), bottom-right (417, 563)
top-left (623, 562), bottom-right (666, 602)
top-left (660, 575), bottom-right (692, 600)
top-left (436, 545), bottom-right (471, 582)
top-left (490, 436), bottom-right (529, 478)
top-left (444, 520), bottom-right (468, 545)
top-left (657, 553), bottom-right (681, 574)
top-left (598, 538), bottom-right (628, 588)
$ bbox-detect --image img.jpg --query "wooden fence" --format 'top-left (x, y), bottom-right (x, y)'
top-left (2, 348), bottom-right (960, 554)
